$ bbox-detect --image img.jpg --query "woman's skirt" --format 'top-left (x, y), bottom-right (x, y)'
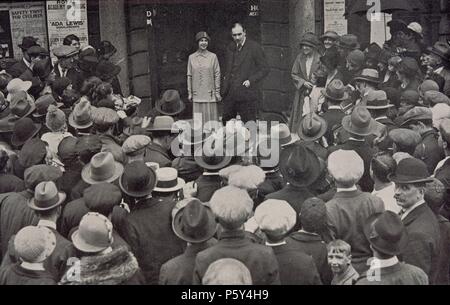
top-left (193, 102), bottom-right (219, 124)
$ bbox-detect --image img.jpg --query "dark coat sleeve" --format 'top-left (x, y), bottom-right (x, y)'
top-left (402, 231), bottom-right (433, 277)
top-left (248, 41), bottom-right (269, 86)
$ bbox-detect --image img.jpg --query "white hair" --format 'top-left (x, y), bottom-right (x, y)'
top-left (328, 150), bottom-right (364, 185)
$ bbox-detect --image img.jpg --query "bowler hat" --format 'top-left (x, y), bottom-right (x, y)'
top-left (95, 61), bottom-right (121, 81)
top-left (341, 106), bottom-right (376, 137)
top-left (69, 99), bottom-right (93, 129)
top-left (364, 211), bottom-right (408, 256)
top-left (352, 69), bottom-right (380, 84)
top-left (119, 161), bottom-right (157, 197)
top-left (172, 198), bottom-right (217, 243)
top-left (388, 157), bottom-right (433, 184)
top-left (365, 90), bottom-right (393, 110)
top-left (153, 167), bottom-right (185, 193)
top-left (195, 31), bottom-right (210, 42)
top-left (155, 90), bottom-right (185, 116)
top-left (299, 32), bottom-right (320, 49)
top-left (194, 135), bottom-right (232, 170)
top-left (81, 152), bottom-right (124, 185)
top-left (320, 31), bottom-right (339, 41)
top-left (11, 118), bottom-right (41, 147)
top-left (280, 142), bottom-right (322, 187)
top-left (298, 113), bottom-right (327, 142)
top-left (71, 212), bottom-right (113, 253)
top-left (28, 181), bottom-right (66, 211)
top-left (428, 41), bottom-right (450, 64)
top-left (337, 34), bottom-right (360, 50)
top-left (9, 91), bottom-right (35, 118)
top-left (18, 36), bottom-right (39, 50)
top-left (321, 79), bottom-right (349, 101)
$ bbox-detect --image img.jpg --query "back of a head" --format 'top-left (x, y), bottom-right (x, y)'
top-left (202, 258), bottom-right (252, 285)
top-left (371, 153), bottom-right (396, 183)
top-left (300, 197), bottom-right (327, 234)
top-left (425, 178), bottom-right (446, 214)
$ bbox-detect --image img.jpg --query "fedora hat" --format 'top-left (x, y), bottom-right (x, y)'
top-left (364, 211), bottom-right (408, 256)
top-left (33, 94), bottom-right (62, 118)
top-left (172, 198), bottom-right (217, 243)
top-left (81, 152), bottom-right (124, 185)
top-left (71, 212), bottom-right (113, 253)
top-left (7, 78), bottom-right (32, 96)
top-left (153, 167), bottom-right (185, 192)
top-left (298, 113), bottom-right (327, 142)
top-left (95, 61), bottom-right (121, 81)
top-left (280, 142), bottom-right (322, 187)
top-left (271, 123), bottom-right (299, 147)
top-left (194, 135), bottom-right (232, 170)
top-left (9, 91), bottom-right (35, 118)
top-left (155, 90), bottom-right (185, 116)
top-left (299, 32), bottom-right (320, 49)
top-left (11, 118), bottom-right (41, 147)
top-left (321, 79), bottom-right (349, 101)
top-left (18, 36), bottom-right (39, 50)
top-left (428, 41), bottom-right (450, 64)
top-left (388, 157), bottom-right (433, 184)
top-left (341, 106), bottom-right (376, 137)
top-left (365, 90), bottom-right (394, 110)
top-left (147, 115), bottom-right (176, 132)
top-left (352, 68), bottom-right (380, 84)
top-left (119, 161), bottom-right (157, 197)
top-left (69, 99), bottom-right (93, 129)
top-left (28, 181), bottom-right (66, 211)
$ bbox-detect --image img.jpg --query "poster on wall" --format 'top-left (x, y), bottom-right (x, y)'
top-left (324, 0), bottom-right (347, 35)
top-left (9, 1), bottom-right (48, 59)
top-left (46, 0), bottom-right (89, 60)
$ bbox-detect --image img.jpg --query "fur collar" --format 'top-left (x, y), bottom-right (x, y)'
top-left (60, 247), bottom-right (139, 285)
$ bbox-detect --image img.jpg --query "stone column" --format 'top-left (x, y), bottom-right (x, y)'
top-left (99, 0), bottom-right (130, 96)
top-left (289, 0), bottom-right (316, 63)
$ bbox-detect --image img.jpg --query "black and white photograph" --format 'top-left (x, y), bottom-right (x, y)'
top-left (0, 0), bottom-right (449, 293)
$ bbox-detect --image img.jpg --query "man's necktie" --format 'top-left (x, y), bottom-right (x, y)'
top-left (398, 209), bottom-right (406, 218)
top-left (237, 43), bottom-right (242, 52)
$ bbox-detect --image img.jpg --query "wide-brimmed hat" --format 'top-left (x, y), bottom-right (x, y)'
top-left (194, 135), bottom-right (232, 170)
top-left (320, 31), bottom-right (339, 41)
top-left (364, 211), bottom-right (408, 256)
top-left (321, 79), bottom-right (349, 101)
top-left (11, 118), bottom-right (41, 147)
top-left (172, 198), bottom-right (217, 243)
top-left (298, 113), bottom-right (327, 142)
top-left (95, 61), bottom-right (121, 81)
top-left (337, 34), bottom-right (360, 50)
top-left (195, 31), bottom-right (210, 42)
top-left (33, 95), bottom-right (62, 118)
top-left (427, 41), bottom-right (450, 64)
top-left (71, 212), bottom-right (113, 253)
top-left (18, 36), bottom-right (39, 50)
top-left (155, 90), bottom-right (185, 116)
top-left (366, 90), bottom-right (394, 110)
top-left (341, 106), bottom-right (376, 137)
top-left (299, 32), bottom-right (320, 49)
top-left (9, 91), bottom-right (35, 118)
top-left (81, 152), bottom-right (124, 185)
top-left (147, 115), bottom-right (176, 132)
top-left (28, 181), bottom-right (66, 211)
top-left (119, 161), bottom-right (157, 197)
top-left (271, 123), bottom-right (299, 147)
top-left (7, 78), bottom-right (32, 97)
top-left (352, 68), bottom-right (380, 84)
top-left (153, 167), bottom-right (185, 192)
top-left (280, 142), bottom-right (322, 187)
top-left (69, 99), bottom-right (93, 129)
top-left (388, 157), bottom-right (433, 184)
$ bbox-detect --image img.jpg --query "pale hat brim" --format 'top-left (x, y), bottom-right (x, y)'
top-left (153, 177), bottom-right (185, 193)
top-left (81, 162), bottom-right (124, 185)
top-left (68, 112), bottom-right (93, 129)
top-left (71, 229), bottom-right (110, 253)
top-left (27, 192), bottom-right (66, 211)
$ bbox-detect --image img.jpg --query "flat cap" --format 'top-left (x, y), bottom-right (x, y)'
top-left (389, 128), bottom-right (421, 149)
top-left (439, 118), bottom-right (450, 144)
top-left (52, 45), bottom-right (79, 59)
top-left (27, 46), bottom-right (49, 57)
top-left (91, 107), bottom-right (119, 126)
top-left (401, 107), bottom-right (432, 126)
top-left (122, 135), bottom-right (151, 155)
top-left (400, 90), bottom-right (420, 106)
top-left (254, 199), bottom-right (296, 236)
top-left (423, 90), bottom-right (450, 107)
top-left (24, 164), bottom-right (63, 191)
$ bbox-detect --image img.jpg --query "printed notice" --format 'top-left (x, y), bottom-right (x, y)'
top-left (324, 0), bottom-right (347, 35)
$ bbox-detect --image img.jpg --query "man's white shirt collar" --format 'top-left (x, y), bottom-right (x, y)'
top-left (401, 199), bottom-right (425, 220)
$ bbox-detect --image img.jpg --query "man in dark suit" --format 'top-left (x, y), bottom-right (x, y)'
top-left (434, 118), bottom-right (450, 219)
top-left (390, 157), bottom-right (441, 284)
top-left (6, 37), bottom-right (39, 78)
top-left (52, 45), bottom-right (83, 92)
top-left (221, 23), bottom-right (269, 124)
top-left (320, 79), bottom-right (347, 145)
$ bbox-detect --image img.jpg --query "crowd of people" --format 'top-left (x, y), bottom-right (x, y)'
top-left (0, 19), bottom-right (449, 285)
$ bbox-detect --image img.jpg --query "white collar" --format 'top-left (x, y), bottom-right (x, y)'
top-left (237, 37), bottom-right (246, 48)
top-left (328, 105), bottom-right (342, 110)
top-left (58, 64), bottom-right (67, 77)
top-left (266, 241), bottom-right (287, 247)
top-left (21, 262), bottom-right (45, 271)
top-left (375, 116), bottom-right (388, 121)
top-left (297, 229), bottom-right (319, 236)
top-left (435, 67), bottom-right (444, 74)
top-left (263, 168), bottom-right (279, 174)
top-left (337, 185), bottom-right (358, 193)
top-left (401, 199), bottom-right (425, 220)
top-left (22, 58), bottom-right (32, 69)
top-left (349, 137), bottom-right (365, 142)
top-left (38, 220), bottom-right (57, 230)
top-left (203, 172), bottom-right (220, 176)
top-left (433, 156), bottom-right (450, 176)
top-left (370, 256), bottom-right (399, 269)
